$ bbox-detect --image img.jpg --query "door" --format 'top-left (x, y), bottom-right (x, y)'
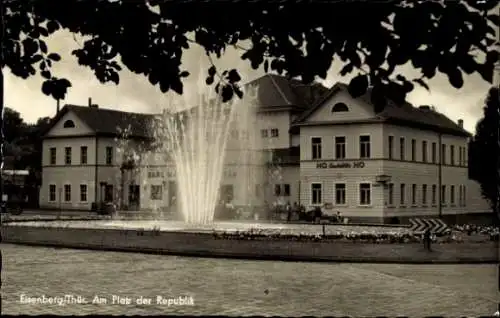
top-left (104, 185), bottom-right (114, 202)
top-left (219, 184), bottom-right (234, 203)
top-left (128, 185), bottom-right (140, 210)
top-left (168, 181), bottom-right (177, 207)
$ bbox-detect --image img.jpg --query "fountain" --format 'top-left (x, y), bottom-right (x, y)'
top-left (147, 77), bottom-right (267, 225)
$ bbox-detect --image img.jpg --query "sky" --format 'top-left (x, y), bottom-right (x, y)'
top-left (4, 28), bottom-right (497, 133)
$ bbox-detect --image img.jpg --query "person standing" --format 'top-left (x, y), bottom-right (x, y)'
top-left (286, 202), bottom-right (292, 222)
top-left (423, 228), bottom-right (432, 251)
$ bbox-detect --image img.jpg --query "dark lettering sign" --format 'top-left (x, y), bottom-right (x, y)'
top-left (316, 161), bottom-right (365, 169)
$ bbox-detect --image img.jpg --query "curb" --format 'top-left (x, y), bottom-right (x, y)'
top-left (3, 241), bottom-right (498, 264)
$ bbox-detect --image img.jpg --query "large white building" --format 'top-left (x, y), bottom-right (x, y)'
top-left (39, 75), bottom-right (491, 223)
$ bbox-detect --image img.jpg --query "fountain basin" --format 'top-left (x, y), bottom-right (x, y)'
top-left (1, 221), bottom-right (496, 264)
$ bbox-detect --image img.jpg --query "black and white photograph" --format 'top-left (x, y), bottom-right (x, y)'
top-left (1, 0), bottom-right (499, 316)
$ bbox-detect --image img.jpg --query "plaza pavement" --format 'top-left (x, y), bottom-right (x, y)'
top-left (1, 244), bottom-right (499, 316)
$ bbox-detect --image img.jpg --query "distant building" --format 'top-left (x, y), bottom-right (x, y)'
top-left (39, 75), bottom-right (490, 223)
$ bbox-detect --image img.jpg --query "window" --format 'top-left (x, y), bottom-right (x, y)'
top-left (255, 184), bottom-right (261, 198)
top-left (400, 184), bottom-right (406, 205)
top-left (151, 185), bottom-right (163, 200)
top-left (422, 184), bottom-right (428, 205)
top-left (105, 147), bottom-right (113, 165)
top-left (464, 147), bottom-right (469, 167)
top-left (274, 184), bottom-right (281, 196)
top-left (411, 184), bottom-right (417, 205)
top-left (230, 130), bottom-right (239, 139)
top-left (441, 185), bottom-right (446, 205)
top-left (335, 136), bottom-right (346, 159)
top-left (463, 186), bottom-right (467, 206)
top-left (411, 139), bottom-right (416, 161)
top-left (432, 184), bottom-right (437, 205)
top-left (65, 147), bottom-right (72, 165)
top-left (332, 102), bottom-right (349, 112)
top-left (459, 185), bottom-right (467, 207)
top-left (431, 142), bottom-right (437, 163)
top-left (359, 135), bottom-right (371, 159)
top-left (283, 184), bottom-right (291, 196)
top-left (63, 120), bottom-right (75, 128)
top-left (80, 184), bottom-right (88, 202)
top-left (441, 144), bottom-right (446, 164)
top-left (335, 183), bottom-right (346, 205)
top-left (422, 141), bottom-right (427, 162)
top-left (400, 137), bottom-right (405, 160)
top-left (450, 145), bottom-right (455, 165)
top-left (64, 184), bottom-right (71, 202)
top-left (260, 129), bottom-right (268, 138)
top-left (311, 137), bottom-right (322, 160)
top-left (450, 185), bottom-right (455, 205)
top-left (388, 136), bottom-right (394, 159)
top-left (49, 184), bottom-right (56, 202)
top-left (359, 183), bottom-right (371, 205)
top-left (458, 185), bottom-right (463, 206)
top-left (388, 183), bottom-right (394, 206)
top-left (50, 147), bottom-right (56, 165)
top-left (311, 183), bottom-right (322, 205)
top-left (270, 128), bottom-right (279, 138)
top-left (458, 146), bottom-right (463, 166)
top-left (80, 146), bottom-right (88, 164)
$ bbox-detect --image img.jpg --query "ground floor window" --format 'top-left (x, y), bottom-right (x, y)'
top-left (80, 184), bottom-right (88, 202)
top-left (49, 184), bottom-right (56, 202)
top-left (311, 183), bottom-right (322, 205)
top-left (422, 184), bottom-right (427, 205)
top-left (151, 185), bottom-right (163, 200)
top-left (274, 184), bottom-right (291, 196)
top-left (432, 184), bottom-right (437, 205)
top-left (335, 183), bottom-right (346, 205)
top-left (450, 185), bottom-right (455, 205)
top-left (359, 183), bottom-right (371, 205)
top-left (400, 184), bottom-right (406, 205)
top-left (64, 184), bottom-right (71, 202)
top-left (387, 183), bottom-right (394, 206)
top-left (441, 185), bottom-right (446, 205)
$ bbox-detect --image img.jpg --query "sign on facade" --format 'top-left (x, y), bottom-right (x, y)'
top-left (147, 168), bottom-right (236, 178)
top-left (316, 161), bottom-right (365, 169)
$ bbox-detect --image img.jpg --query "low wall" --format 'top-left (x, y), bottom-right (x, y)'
top-left (1, 225), bottom-right (497, 264)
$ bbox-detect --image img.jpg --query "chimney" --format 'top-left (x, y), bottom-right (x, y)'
top-left (88, 97), bottom-right (98, 108)
top-left (458, 119), bottom-right (464, 128)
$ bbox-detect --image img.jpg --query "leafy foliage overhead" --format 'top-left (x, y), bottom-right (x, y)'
top-left (2, 0), bottom-right (499, 106)
top-left (468, 86), bottom-right (500, 216)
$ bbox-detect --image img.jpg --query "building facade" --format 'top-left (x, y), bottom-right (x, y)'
top-left (39, 75), bottom-right (490, 222)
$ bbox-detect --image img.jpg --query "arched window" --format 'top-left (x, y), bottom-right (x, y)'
top-left (63, 120), bottom-right (75, 128)
top-left (332, 102), bottom-right (349, 112)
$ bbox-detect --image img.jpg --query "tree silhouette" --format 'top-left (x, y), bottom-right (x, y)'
top-left (468, 87), bottom-right (500, 222)
top-left (1, 0), bottom-right (498, 106)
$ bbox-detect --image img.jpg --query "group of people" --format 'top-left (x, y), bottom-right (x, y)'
top-left (271, 202), bottom-right (344, 223)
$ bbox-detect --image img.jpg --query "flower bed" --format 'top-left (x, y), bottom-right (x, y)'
top-left (211, 228), bottom-right (467, 244)
top-left (452, 224), bottom-right (500, 241)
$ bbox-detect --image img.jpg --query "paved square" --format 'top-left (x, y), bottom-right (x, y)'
top-left (1, 244), bottom-right (498, 316)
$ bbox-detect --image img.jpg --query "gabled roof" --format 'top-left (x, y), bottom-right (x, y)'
top-left (42, 105), bottom-right (155, 139)
top-left (246, 74), bottom-right (329, 111)
top-left (292, 82), bottom-right (471, 137)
